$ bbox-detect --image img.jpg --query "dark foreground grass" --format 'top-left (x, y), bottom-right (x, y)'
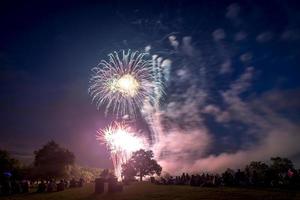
top-left (1, 182), bottom-right (299, 200)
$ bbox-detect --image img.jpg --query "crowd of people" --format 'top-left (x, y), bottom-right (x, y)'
top-left (155, 168), bottom-right (300, 188)
top-left (0, 179), bottom-right (29, 195)
top-left (0, 177), bottom-right (85, 196)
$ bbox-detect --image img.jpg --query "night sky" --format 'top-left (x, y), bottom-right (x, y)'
top-left (1, 0), bottom-right (300, 172)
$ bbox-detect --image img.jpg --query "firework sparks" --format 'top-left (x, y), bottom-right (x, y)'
top-left (90, 50), bottom-right (171, 178)
top-left (89, 50), bottom-right (163, 118)
top-left (97, 122), bottom-right (146, 179)
top-left (113, 74), bottom-right (140, 97)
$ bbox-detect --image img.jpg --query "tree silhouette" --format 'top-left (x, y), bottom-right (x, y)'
top-left (268, 157), bottom-right (294, 185)
top-left (245, 161), bottom-right (269, 186)
top-left (222, 168), bottom-right (235, 186)
top-left (34, 141), bottom-right (75, 179)
top-left (0, 150), bottom-right (23, 181)
top-left (270, 157), bottom-right (294, 174)
top-left (122, 149), bottom-right (162, 181)
top-left (121, 161), bottom-right (136, 181)
top-left (0, 150), bottom-right (21, 174)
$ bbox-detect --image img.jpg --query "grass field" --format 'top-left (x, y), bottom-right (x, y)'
top-left (1, 182), bottom-right (299, 200)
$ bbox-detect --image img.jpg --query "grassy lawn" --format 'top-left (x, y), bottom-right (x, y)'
top-left (1, 182), bottom-right (299, 200)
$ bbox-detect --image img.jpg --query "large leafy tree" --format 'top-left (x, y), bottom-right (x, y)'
top-left (121, 161), bottom-right (137, 181)
top-left (122, 149), bottom-right (162, 181)
top-left (34, 141), bottom-right (75, 179)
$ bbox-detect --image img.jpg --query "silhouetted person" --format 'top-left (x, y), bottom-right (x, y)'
top-left (1, 178), bottom-right (12, 195)
top-left (79, 178), bottom-right (84, 187)
top-left (185, 173), bottom-right (190, 184)
top-left (47, 180), bottom-right (56, 192)
top-left (234, 169), bottom-right (242, 186)
top-left (222, 170), bottom-right (234, 186)
top-left (64, 179), bottom-right (69, 188)
top-left (57, 180), bottom-right (65, 191)
top-left (21, 180), bottom-right (29, 193)
top-left (150, 177), bottom-right (155, 183)
top-left (37, 181), bottom-right (46, 193)
top-left (108, 176), bottom-right (118, 193)
top-left (100, 169), bottom-right (110, 180)
top-left (11, 180), bottom-right (22, 194)
top-left (214, 174), bottom-right (221, 186)
top-left (190, 175), bottom-right (197, 186)
top-left (70, 178), bottom-right (77, 187)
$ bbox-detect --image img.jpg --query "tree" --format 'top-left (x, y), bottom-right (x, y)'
top-left (222, 168), bottom-right (235, 186)
top-left (122, 149), bottom-right (162, 181)
top-left (270, 157), bottom-right (294, 174)
top-left (121, 161), bottom-right (136, 181)
top-left (69, 165), bottom-right (101, 182)
top-left (0, 150), bottom-right (21, 179)
top-left (34, 141), bottom-right (75, 179)
top-left (268, 157), bottom-right (294, 185)
top-left (0, 150), bottom-right (21, 174)
top-left (245, 161), bottom-right (269, 186)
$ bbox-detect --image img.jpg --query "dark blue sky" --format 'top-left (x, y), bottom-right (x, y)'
top-left (0, 0), bottom-right (300, 171)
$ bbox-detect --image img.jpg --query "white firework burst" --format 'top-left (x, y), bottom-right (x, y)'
top-left (97, 122), bottom-right (146, 180)
top-left (89, 50), bottom-right (163, 118)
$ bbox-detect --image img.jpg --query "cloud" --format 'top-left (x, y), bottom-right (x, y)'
top-left (235, 31), bottom-right (247, 41)
top-left (206, 67), bottom-right (255, 125)
top-left (156, 88), bottom-right (300, 174)
top-left (155, 127), bottom-right (212, 173)
top-left (181, 36), bottom-right (194, 56)
top-left (240, 52), bottom-right (252, 63)
top-left (154, 128), bottom-right (211, 158)
top-left (202, 105), bottom-right (230, 123)
top-left (169, 35), bottom-right (179, 49)
top-left (224, 67), bottom-right (254, 96)
top-left (212, 29), bottom-right (226, 41)
top-left (226, 3), bottom-right (240, 19)
top-left (163, 85), bottom-right (207, 125)
top-left (220, 59), bottom-right (232, 74)
top-left (258, 89), bottom-right (300, 111)
top-left (176, 68), bottom-right (190, 81)
top-left (256, 31), bottom-right (273, 43)
top-left (145, 45), bottom-right (151, 52)
top-left (186, 110), bottom-right (300, 173)
top-left (281, 29), bottom-right (300, 41)
top-left (152, 64), bottom-right (300, 174)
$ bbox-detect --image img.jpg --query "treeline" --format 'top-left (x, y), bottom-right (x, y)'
top-left (157, 157), bottom-right (300, 189)
top-left (0, 141), bottom-right (101, 195)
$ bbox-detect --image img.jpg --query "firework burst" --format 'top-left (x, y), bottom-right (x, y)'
top-left (97, 122), bottom-right (146, 179)
top-left (90, 50), bottom-right (171, 178)
top-left (89, 50), bottom-right (163, 118)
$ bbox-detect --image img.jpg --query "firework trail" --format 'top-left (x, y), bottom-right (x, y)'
top-left (89, 50), bottom-right (165, 119)
top-left (141, 54), bottom-right (172, 143)
top-left (90, 49), bottom-right (171, 179)
top-left (97, 122), bottom-right (146, 179)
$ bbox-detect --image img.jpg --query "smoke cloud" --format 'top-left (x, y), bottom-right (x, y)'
top-left (151, 65), bottom-right (300, 174)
